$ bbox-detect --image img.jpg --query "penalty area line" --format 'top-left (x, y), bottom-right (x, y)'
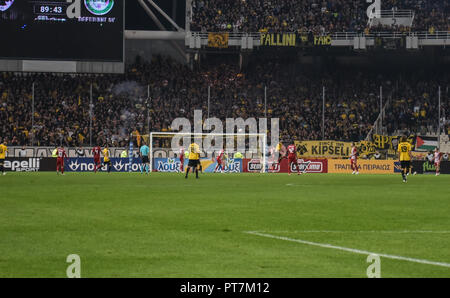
top-left (249, 230), bottom-right (450, 234)
top-left (244, 231), bottom-right (450, 269)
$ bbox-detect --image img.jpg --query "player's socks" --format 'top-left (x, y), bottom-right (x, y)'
top-left (185, 167), bottom-right (190, 178)
top-left (195, 168), bottom-right (199, 178)
top-left (140, 165), bottom-right (143, 174)
top-left (146, 165), bottom-right (149, 174)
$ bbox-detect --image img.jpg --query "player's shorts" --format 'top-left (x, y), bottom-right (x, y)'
top-left (434, 162), bottom-right (440, 167)
top-left (288, 156), bottom-right (297, 164)
top-left (56, 159), bottom-right (64, 167)
top-left (0, 159), bottom-right (4, 166)
top-left (104, 160), bottom-right (111, 165)
top-left (188, 159), bottom-right (200, 168)
top-left (142, 156), bottom-right (149, 163)
top-left (94, 157), bottom-right (101, 164)
top-left (400, 160), bottom-right (411, 169)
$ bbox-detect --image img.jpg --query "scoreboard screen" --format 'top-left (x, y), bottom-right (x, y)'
top-left (0, 0), bottom-right (124, 61)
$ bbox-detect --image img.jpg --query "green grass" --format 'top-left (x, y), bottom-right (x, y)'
top-left (0, 172), bottom-right (449, 277)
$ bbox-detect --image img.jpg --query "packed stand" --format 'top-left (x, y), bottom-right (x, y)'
top-left (0, 55), bottom-right (448, 148)
top-left (189, 0), bottom-right (449, 34)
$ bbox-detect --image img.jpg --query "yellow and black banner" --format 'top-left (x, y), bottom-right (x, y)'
top-left (208, 33), bottom-right (229, 48)
top-left (313, 35), bottom-right (332, 46)
top-left (260, 33), bottom-right (297, 47)
top-left (294, 136), bottom-right (417, 159)
top-left (259, 33), bottom-right (332, 47)
top-left (358, 140), bottom-right (377, 157)
top-left (295, 140), bottom-right (379, 159)
top-left (295, 141), bottom-right (351, 158)
top-left (371, 134), bottom-right (415, 150)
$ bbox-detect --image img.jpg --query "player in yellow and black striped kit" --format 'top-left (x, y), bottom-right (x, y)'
top-left (397, 136), bottom-right (412, 183)
top-left (185, 142), bottom-right (200, 179)
top-left (0, 138), bottom-right (7, 176)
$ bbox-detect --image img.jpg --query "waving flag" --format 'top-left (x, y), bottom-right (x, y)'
top-left (416, 136), bottom-right (438, 151)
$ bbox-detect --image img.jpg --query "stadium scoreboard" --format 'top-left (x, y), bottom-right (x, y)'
top-left (0, 0), bottom-right (124, 62)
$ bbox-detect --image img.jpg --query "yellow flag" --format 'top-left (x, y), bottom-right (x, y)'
top-left (208, 33), bottom-right (229, 48)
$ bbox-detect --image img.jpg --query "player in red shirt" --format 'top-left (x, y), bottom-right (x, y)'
top-left (179, 147), bottom-right (185, 173)
top-left (214, 149), bottom-right (226, 173)
top-left (56, 146), bottom-right (67, 175)
top-left (287, 143), bottom-right (301, 175)
top-left (92, 145), bottom-right (102, 173)
top-left (350, 142), bottom-right (359, 174)
top-left (434, 147), bottom-right (442, 176)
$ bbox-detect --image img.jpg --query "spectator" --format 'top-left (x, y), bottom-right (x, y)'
top-left (0, 54), bottom-right (448, 147)
top-left (18, 145), bottom-right (27, 157)
top-left (190, 0), bottom-right (449, 33)
top-left (76, 146), bottom-right (85, 157)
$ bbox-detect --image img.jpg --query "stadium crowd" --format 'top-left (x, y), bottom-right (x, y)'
top-left (189, 0), bottom-right (449, 33)
top-left (0, 55), bottom-right (448, 147)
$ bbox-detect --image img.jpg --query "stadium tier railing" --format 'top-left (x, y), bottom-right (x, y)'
top-left (189, 31), bottom-right (450, 40)
top-left (367, 9), bottom-right (415, 26)
top-left (191, 32), bottom-right (261, 39)
top-left (378, 9), bottom-right (414, 19)
top-left (187, 30), bottom-right (450, 49)
top-left (332, 31), bottom-right (450, 40)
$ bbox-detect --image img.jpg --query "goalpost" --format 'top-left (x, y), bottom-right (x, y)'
top-left (147, 132), bottom-right (267, 173)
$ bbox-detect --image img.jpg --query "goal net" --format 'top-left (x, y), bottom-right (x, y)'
top-left (142, 132), bottom-right (267, 173)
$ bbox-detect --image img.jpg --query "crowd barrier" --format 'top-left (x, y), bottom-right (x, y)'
top-left (394, 160), bottom-right (450, 175)
top-left (2, 157), bottom-right (449, 174)
top-left (2, 157), bottom-right (140, 172)
top-left (328, 159), bottom-right (394, 174)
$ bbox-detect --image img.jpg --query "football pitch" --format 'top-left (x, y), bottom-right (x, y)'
top-left (0, 172), bottom-right (449, 278)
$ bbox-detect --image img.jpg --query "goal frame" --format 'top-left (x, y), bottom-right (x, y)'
top-left (149, 132), bottom-right (267, 173)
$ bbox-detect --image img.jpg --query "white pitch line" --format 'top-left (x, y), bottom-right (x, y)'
top-left (245, 231), bottom-right (450, 269)
top-left (249, 230), bottom-right (450, 234)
